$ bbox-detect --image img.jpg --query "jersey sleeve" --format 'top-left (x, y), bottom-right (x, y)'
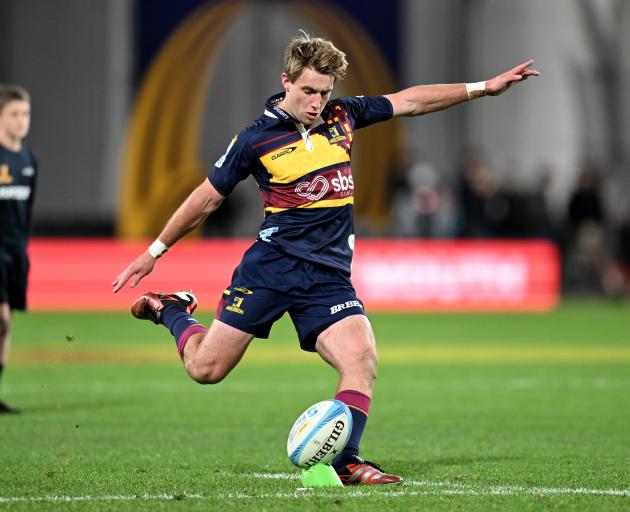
top-left (207, 131), bottom-right (254, 196)
top-left (338, 95), bottom-right (393, 130)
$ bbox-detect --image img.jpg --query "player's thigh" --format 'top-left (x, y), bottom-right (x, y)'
top-left (0, 254), bottom-right (12, 336)
top-left (0, 253), bottom-right (11, 309)
top-left (314, 314), bottom-right (377, 371)
top-left (0, 302), bottom-right (10, 335)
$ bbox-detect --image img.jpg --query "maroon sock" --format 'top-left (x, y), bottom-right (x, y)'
top-left (333, 389), bottom-right (371, 468)
top-left (177, 324), bottom-right (207, 360)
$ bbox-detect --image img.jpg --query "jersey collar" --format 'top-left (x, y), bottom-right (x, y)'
top-left (264, 92), bottom-right (295, 122)
top-left (264, 92), bottom-right (325, 133)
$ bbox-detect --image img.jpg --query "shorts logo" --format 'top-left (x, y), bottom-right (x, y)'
top-left (295, 176), bottom-right (329, 201)
top-left (330, 300), bottom-right (362, 315)
top-left (234, 287), bottom-right (254, 295)
top-left (271, 146), bottom-right (296, 160)
top-left (226, 296), bottom-right (245, 315)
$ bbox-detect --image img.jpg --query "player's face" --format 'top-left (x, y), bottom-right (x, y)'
top-left (0, 100), bottom-right (31, 141)
top-left (281, 67), bottom-right (334, 126)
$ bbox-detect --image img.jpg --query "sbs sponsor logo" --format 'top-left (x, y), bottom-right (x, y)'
top-left (294, 170), bottom-right (354, 201)
top-left (331, 170), bottom-right (353, 193)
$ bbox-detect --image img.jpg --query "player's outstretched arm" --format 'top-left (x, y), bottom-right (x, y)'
top-left (385, 59), bottom-right (539, 117)
top-left (112, 179), bottom-right (225, 293)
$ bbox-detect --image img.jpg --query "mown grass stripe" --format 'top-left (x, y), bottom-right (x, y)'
top-left (10, 343), bottom-right (630, 365)
top-left (5, 375), bottom-right (630, 396)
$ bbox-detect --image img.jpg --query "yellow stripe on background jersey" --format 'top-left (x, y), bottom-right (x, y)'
top-left (261, 133), bottom-right (350, 184)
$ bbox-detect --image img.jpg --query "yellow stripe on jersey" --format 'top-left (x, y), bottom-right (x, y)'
top-left (261, 133), bottom-right (350, 184)
top-left (264, 196), bottom-right (353, 214)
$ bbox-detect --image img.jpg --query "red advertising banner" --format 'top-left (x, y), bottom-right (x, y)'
top-left (352, 240), bottom-right (559, 311)
top-left (27, 238), bottom-right (559, 312)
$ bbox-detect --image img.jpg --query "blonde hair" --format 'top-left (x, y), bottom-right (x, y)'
top-left (283, 30), bottom-right (348, 83)
top-left (0, 84), bottom-right (30, 113)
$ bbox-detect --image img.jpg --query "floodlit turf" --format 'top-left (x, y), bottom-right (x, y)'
top-left (1, 301), bottom-right (629, 511)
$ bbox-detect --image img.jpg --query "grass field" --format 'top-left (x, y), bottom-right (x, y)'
top-left (1, 301), bottom-right (629, 511)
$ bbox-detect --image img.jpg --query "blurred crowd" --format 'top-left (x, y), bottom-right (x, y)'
top-left (390, 157), bottom-right (630, 298)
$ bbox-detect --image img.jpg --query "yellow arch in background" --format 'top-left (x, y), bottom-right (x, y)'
top-left (117, 0), bottom-right (247, 237)
top-left (117, 0), bottom-right (406, 237)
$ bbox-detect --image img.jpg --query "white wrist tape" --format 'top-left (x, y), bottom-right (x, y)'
top-left (466, 81), bottom-right (486, 100)
top-left (148, 239), bottom-right (169, 258)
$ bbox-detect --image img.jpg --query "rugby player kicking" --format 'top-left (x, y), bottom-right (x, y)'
top-left (113, 31), bottom-right (538, 485)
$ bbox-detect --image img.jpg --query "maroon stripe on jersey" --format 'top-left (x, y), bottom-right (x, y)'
top-left (261, 165), bottom-right (355, 209)
top-left (257, 140), bottom-right (301, 159)
top-left (252, 131), bottom-right (301, 150)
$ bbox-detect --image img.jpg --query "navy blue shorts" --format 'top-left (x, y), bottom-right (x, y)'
top-left (216, 241), bottom-right (365, 352)
top-left (0, 249), bottom-right (29, 311)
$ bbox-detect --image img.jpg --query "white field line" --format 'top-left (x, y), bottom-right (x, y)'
top-left (3, 476), bottom-right (627, 504)
top-left (0, 493), bottom-right (205, 504)
top-left (251, 472), bottom-right (298, 479)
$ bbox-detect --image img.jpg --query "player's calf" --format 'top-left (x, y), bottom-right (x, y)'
top-left (183, 319), bottom-right (255, 385)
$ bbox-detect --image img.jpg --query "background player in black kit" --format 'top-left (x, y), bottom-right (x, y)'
top-left (0, 84), bottom-right (37, 414)
top-left (113, 32), bottom-right (538, 484)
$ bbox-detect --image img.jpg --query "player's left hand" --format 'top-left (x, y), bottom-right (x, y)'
top-left (112, 251), bottom-right (156, 293)
top-left (485, 59), bottom-right (540, 96)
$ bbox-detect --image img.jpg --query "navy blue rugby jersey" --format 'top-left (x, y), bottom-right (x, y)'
top-left (0, 143), bottom-right (37, 249)
top-left (208, 93), bottom-right (393, 274)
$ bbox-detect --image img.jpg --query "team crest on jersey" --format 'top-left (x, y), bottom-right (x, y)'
top-left (0, 164), bottom-right (13, 184)
top-left (326, 126), bottom-right (347, 144)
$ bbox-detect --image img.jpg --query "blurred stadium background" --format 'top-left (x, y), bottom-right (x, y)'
top-left (2, 0), bottom-right (630, 308)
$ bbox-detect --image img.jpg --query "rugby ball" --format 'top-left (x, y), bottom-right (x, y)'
top-left (287, 399), bottom-right (353, 468)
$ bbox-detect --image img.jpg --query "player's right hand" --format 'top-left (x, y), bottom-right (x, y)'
top-left (112, 251), bottom-right (156, 293)
top-left (485, 59), bottom-right (540, 96)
